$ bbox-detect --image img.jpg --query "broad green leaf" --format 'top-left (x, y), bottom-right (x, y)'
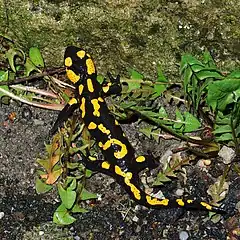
top-left (72, 204), bottom-right (89, 213)
top-left (97, 74), bottom-right (104, 84)
top-left (29, 47), bottom-right (44, 67)
top-left (158, 106), bottom-right (168, 118)
top-left (156, 64), bottom-right (168, 82)
top-left (153, 173), bottom-right (171, 186)
top-left (128, 69), bottom-right (142, 92)
top-left (180, 54), bottom-right (203, 73)
top-left (58, 184), bottom-right (76, 209)
top-left (216, 133), bottom-right (233, 141)
top-left (0, 71), bottom-right (9, 97)
top-left (85, 169), bottom-right (92, 178)
top-left (53, 204), bottom-right (76, 225)
top-left (196, 70), bottom-right (223, 81)
top-left (174, 109), bottom-right (184, 129)
top-left (25, 57), bottom-right (38, 76)
top-left (191, 64), bottom-right (206, 72)
top-left (207, 79), bottom-right (240, 112)
top-left (80, 188), bottom-right (97, 200)
top-left (183, 112), bottom-right (201, 132)
top-left (227, 70), bottom-right (240, 78)
top-left (139, 127), bottom-right (153, 139)
top-left (0, 70), bottom-right (8, 81)
top-left (68, 178), bottom-right (77, 191)
top-left (183, 66), bottom-right (192, 94)
top-left (35, 178), bottom-right (53, 194)
top-left (203, 51), bottom-right (216, 68)
top-left (36, 159), bottom-right (50, 170)
top-left (6, 48), bottom-right (24, 72)
top-left (154, 84), bottom-right (166, 96)
top-left (213, 125), bottom-right (232, 134)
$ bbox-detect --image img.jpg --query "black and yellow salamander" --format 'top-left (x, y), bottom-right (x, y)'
top-left (52, 46), bottom-right (225, 214)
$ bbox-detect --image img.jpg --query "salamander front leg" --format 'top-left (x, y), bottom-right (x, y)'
top-left (51, 98), bottom-right (79, 134)
top-left (133, 153), bottom-right (159, 173)
top-left (101, 72), bottom-right (122, 96)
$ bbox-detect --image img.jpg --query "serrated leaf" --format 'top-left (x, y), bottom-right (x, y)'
top-left (58, 184), bottom-right (76, 209)
top-left (183, 112), bottom-right (201, 132)
top-left (53, 204), bottom-right (76, 225)
top-left (29, 47), bottom-right (44, 67)
top-left (35, 178), bottom-right (53, 194)
top-left (0, 70), bottom-right (8, 81)
top-left (80, 188), bottom-right (98, 201)
top-left (24, 57), bottom-right (38, 76)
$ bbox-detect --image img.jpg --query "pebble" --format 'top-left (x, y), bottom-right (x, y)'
top-left (0, 212), bottom-right (4, 219)
top-left (179, 230), bottom-right (189, 240)
top-left (218, 146), bottom-right (236, 164)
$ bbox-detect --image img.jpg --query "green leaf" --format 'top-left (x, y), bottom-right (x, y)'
top-left (58, 184), bottom-right (76, 209)
top-left (183, 112), bottom-right (201, 132)
top-left (207, 79), bottom-right (240, 112)
top-left (153, 173), bottom-right (171, 186)
top-left (158, 106), bottom-right (168, 118)
top-left (174, 109), bottom-right (184, 129)
top-left (215, 133), bottom-right (233, 141)
top-left (80, 188), bottom-right (98, 200)
top-left (68, 178), bottom-right (77, 191)
top-left (139, 126), bottom-right (153, 139)
top-left (35, 178), bottom-right (53, 194)
top-left (71, 204), bottom-right (89, 213)
top-left (0, 70), bottom-right (8, 81)
top-left (183, 66), bottom-right (192, 94)
top-left (24, 57), bottom-right (38, 76)
top-left (29, 47), bottom-right (44, 67)
top-left (196, 70), bottom-right (223, 80)
top-left (0, 71), bottom-right (9, 97)
top-left (6, 48), bottom-right (25, 72)
top-left (128, 69), bottom-right (142, 92)
top-left (53, 204), bottom-right (76, 225)
top-left (203, 51), bottom-right (216, 68)
top-left (213, 125), bottom-right (232, 134)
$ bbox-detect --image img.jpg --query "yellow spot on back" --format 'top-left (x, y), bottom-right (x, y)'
top-left (86, 58), bottom-right (95, 75)
top-left (65, 57), bottom-right (72, 67)
top-left (176, 199), bottom-right (185, 206)
top-left (68, 98), bottom-right (77, 106)
top-left (87, 78), bottom-right (94, 92)
top-left (79, 84), bottom-right (84, 95)
top-left (115, 120), bottom-right (119, 125)
top-left (98, 124), bottom-right (110, 135)
top-left (91, 99), bottom-right (101, 117)
top-left (98, 97), bottom-right (104, 102)
top-left (114, 166), bottom-right (141, 200)
top-left (77, 50), bottom-right (85, 59)
top-left (66, 69), bottom-right (80, 83)
top-left (80, 97), bottom-right (86, 118)
top-left (187, 199), bottom-right (193, 204)
top-left (200, 202), bottom-right (212, 210)
top-left (101, 138), bottom-right (127, 159)
top-left (88, 122), bottom-right (97, 130)
top-left (98, 142), bottom-right (103, 148)
top-left (136, 156), bottom-right (145, 163)
top-left (146, 196), bottom-right (169, 206)
top-left (102, 161), bottom-right (110, 169)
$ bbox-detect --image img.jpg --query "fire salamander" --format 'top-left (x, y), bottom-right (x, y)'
top-left (52, 46), bottom-right (225, 214)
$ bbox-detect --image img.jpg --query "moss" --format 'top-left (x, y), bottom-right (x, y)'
top-left (0, 0), bottom-right (240, 81)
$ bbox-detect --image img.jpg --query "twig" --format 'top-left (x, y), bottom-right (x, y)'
top-left (0, 67), bottom-right (65, 86)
